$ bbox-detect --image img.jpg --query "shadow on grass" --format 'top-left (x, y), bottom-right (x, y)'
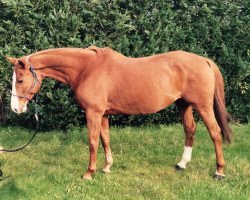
top-left (0, 178), bottom-right (27, 199)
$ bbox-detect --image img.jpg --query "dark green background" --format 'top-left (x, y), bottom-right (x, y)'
top-left (0, 0), bottom-right (249, 129)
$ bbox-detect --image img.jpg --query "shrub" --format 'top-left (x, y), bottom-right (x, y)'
top-left (0, 0), bottom-right (249, 129)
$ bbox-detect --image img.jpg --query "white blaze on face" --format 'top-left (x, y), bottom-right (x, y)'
top-left (11, 72), bottom-right (28, 113)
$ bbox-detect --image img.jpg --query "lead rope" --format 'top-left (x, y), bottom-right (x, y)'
top-left (0, 96), bottom-right (40, 181)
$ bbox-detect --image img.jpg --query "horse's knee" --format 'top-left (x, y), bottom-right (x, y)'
top-left (185, 120), bottom-right (196, 135)
top-left (188, 120), bottom-right (196, 133)
top-left (89, 141), bottom-right (98, 153)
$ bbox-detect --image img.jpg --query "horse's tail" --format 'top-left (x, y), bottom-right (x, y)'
top-left (207, 60), bottom-right (232, 143)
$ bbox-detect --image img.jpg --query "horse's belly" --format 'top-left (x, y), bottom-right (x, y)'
top-left (107, 66), bottom-right (181, 115)
top-left (107, 92), bottom-right (180, 115)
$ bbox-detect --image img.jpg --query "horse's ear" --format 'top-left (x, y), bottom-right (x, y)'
top-left (6, 57), bottom-right (18, 65)
top-left (18, 60), bottom-right (26, 68)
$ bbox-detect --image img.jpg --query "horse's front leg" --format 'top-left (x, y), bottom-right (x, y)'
top-left (83, 109), bottom-right (102, 180)
top-left (101, 116), bottom-right (113, 173)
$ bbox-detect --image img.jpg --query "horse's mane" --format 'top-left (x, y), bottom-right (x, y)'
top-left (27, 46), bottom-right (116, 59)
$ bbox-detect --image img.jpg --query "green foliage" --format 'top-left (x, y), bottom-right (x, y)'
top-left (0, 0), bottom-right (249, 129)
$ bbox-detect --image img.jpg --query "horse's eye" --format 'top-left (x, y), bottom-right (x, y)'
top-left (17, 79), bottom-right (24, 84)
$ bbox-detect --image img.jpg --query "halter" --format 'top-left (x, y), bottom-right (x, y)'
top-left (11, 57), bottom-right (40, 101)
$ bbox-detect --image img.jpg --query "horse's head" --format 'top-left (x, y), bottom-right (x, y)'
top-left (6, 56), bottom-right (42, 113)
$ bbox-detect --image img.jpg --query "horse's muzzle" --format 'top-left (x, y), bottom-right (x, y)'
top-left (11, 96), bottom-right (28, 114)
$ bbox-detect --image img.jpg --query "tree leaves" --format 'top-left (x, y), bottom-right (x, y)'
top-left (0, 0), bottom-right (249, 128)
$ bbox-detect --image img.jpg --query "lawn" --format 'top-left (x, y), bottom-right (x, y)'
top-left (0, 123), bottom-right (249, 200)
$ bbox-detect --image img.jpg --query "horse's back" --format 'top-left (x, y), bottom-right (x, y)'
top-left (105, 51), bottom-right (208, 114)
top-left (87, 49), bottom-right (217, 115)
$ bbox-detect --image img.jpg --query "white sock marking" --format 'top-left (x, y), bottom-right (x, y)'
top-left (106, 154), bottom-right (113, 164)
top-left (215, 170), bottom-right (225, 177)
top-left (177, 146), bottom-right (192, 169)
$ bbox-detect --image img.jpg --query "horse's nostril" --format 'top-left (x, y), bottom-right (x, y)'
top-left (14, 108), bottom-right (18, 112)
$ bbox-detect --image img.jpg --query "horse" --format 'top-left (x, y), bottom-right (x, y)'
top-left (6, 46), bottom-right (232, 180)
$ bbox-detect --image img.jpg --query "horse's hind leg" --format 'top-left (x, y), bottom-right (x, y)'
top-left (176, 99), bottom-right (197, 170)
top-left (195, 103), bottom-right (225, 178)
top-left (100, 116), bottom-right (113, 173)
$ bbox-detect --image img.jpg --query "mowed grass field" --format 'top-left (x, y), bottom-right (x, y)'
top-left (0, 123), bottom-right (249, 200)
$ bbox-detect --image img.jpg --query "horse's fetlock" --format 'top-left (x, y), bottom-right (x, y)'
top-left (88, 167), bottom-right (96, 174)
top-left (217, 162), bottom-right (225, 169)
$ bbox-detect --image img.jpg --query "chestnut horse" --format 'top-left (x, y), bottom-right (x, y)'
top-left (6, 46), bottom-right (231, 180)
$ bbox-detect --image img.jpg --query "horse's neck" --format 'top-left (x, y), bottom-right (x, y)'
top-left (30, 50), bottom-right (96, 85)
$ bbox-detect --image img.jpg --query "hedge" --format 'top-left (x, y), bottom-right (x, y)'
top-left (0, 0), bottom-right (249, 130)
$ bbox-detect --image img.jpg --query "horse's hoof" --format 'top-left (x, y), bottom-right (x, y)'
top-left (214, 174), bottom-right (225, 180)
top-left (82, 173), bottom-right (93, 180)
top-left (103, 168), bottom-right (111, 173)
top-left (175, 164), bottom-right (185, 171)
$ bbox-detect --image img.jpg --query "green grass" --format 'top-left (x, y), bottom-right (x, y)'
top-left (0, 123), bottom-right (249, 200)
